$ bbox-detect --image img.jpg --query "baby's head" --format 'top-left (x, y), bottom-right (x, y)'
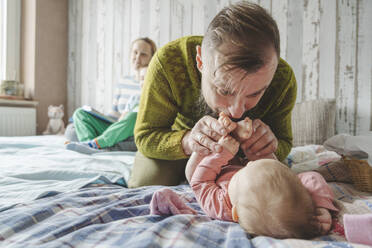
top-left (228, 159), bottom-right (321, 238)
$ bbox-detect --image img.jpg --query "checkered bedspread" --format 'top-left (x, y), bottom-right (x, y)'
top-left (0, 183), bottom-right (370, 248)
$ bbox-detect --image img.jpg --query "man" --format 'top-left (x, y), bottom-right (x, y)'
top-left (129, 2), bottom-right (297, 187)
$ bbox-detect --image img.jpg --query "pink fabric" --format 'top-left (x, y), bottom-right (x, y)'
top-left (150, 153), bottom-right (338, 221)
top-left (190, 155), bottom-right (339, 221)
top-left (344, 214), bottom-right (372, 246)
top-left (150, 188), bottom-right (197, 215)
top-left (298, 171), bottom-right (338, 211)
top-left (190, 148), bottom-right (240, 221)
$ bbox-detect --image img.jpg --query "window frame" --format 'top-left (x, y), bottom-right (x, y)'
top-left (0, 0), bottom-right (21, 82)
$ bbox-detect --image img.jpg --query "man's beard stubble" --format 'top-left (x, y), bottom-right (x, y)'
top-left (193, 93), bottom-right (245, 122)
top-left (193, 93), bottom-right (220, 120)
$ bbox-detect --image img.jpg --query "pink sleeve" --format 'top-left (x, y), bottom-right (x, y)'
top-left (298, 171), bottom-right (338, 211)
top-left (150, 188), bottom-right (197, 215)
top-left (190, 148), bottom-right (234, 221)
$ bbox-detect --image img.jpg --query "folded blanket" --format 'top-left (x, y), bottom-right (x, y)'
top-left (285, 145), bottom-right (340, 173)
top-left (344, 214), bottom-right (372, 246)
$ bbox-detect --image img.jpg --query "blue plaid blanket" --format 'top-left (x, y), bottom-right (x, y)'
top-left (0, 183), bottom-right (369, 248)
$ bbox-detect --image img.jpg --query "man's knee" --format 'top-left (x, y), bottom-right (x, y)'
top-left (128, 152), bottom-right (187, 188)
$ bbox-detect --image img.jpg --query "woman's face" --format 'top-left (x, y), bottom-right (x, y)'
top-left (130, 40), bottom-right (153, 71)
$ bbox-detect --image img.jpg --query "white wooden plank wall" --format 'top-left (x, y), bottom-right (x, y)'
top-left (337, 0), bottom-right (357, 135)
top-left (68, 0), bottom-right (372, 135)
top-left (356, 0), bottom-right (372, 135)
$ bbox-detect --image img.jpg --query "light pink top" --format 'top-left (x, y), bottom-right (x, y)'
top-left (190, 149), bottom-right (338, 221)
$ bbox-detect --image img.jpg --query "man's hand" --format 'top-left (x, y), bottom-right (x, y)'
top-left (182, 115), bottom-right (236, 156)
top-left (240, 119), bottom-right (278, 160)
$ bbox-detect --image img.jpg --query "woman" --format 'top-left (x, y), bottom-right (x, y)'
top-left (66, 37), bottom-right (156, 154)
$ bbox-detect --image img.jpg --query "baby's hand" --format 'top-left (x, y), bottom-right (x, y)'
top-left (313, 207), bottom-right (332, 235)
top-left (233, 117), bottom-right (253, 142)
top-left (218, 135), bottom-right (239, 156)
top-left (218, 112), bottom-right (237, 134)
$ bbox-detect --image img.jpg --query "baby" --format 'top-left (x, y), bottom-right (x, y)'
top-left (150, 114), bottom-right (337, 238)
top-left (185, 114), bottom-right (337, 238)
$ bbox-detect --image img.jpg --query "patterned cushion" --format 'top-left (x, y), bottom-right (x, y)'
top-left (292, 99), bottom-right (336, 146)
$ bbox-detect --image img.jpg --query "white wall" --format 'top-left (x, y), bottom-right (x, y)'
top-left (68, 0), bottom-right (372, 135)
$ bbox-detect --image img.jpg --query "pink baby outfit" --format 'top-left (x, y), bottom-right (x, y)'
top-left (150, 149), bottom-right (338, 219)
top-left (189, 149), bottom-right (240, 221)
top-left (298, 171), bottom-right (338, 211)
top-left (150, 188), bottom-right (197, 215)
top-left (190, 149), bottom-right (338, 220)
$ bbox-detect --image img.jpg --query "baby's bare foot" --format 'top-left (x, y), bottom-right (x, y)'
top-left (218, 112), bottom-right (237, 134)
top-left (233, 117), bottom-right (253, 142)
top-left (218, 135), bottom-right (239, 155)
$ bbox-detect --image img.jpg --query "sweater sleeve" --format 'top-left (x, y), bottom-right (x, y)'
top-left (263, 60), bottom-right (297, 161)
top-left (190, 149), bottom-right (234, 221)
top-left (134, 54), bottom-right (189, 160)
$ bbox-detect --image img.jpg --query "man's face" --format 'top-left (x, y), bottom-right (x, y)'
top-left (196, 45), bottom-right (278, 120)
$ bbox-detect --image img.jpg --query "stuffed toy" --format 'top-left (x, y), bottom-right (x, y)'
top-left (43, 104), bottom-right (65, 135)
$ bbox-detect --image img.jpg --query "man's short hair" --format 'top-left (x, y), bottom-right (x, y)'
top-left (203, 2), bottom-right (280, 74)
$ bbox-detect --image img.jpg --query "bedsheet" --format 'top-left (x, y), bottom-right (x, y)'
top-left (0, 135), bottom-right (135, 211)
top-left (0, 183), bottom-right (371, 248)
top-left (1, 135), bottom-right (371, 247)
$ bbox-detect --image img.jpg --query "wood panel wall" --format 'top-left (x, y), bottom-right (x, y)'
top-left (68, 0), bottom-right (372, 135)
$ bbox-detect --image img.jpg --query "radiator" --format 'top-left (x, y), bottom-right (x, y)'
top-left (0, 106), bottom-right (36, 136)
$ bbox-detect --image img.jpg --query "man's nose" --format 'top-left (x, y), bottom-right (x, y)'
top-left (228, 99), bottom-right (245, 119)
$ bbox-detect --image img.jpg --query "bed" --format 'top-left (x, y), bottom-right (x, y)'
top-left (0, 135), bottom-right (371, 247)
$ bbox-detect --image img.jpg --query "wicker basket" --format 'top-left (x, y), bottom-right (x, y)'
top-left (343, 156), bottom-right (372, 192)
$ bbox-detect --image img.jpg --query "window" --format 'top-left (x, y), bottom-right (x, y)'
top-left (0, 0), bottom-right (21, 82)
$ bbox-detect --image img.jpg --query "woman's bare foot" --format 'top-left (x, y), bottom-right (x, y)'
top-left (218, 135), bottom-right (239, 156)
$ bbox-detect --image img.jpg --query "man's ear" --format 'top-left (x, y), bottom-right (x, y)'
top-left (195, 45), bottom-right (203, 72)
top-left (232, 205), bottom-right (239, 222)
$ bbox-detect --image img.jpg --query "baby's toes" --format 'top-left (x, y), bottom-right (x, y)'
top-left (222, 117), bottom-right (231, 127)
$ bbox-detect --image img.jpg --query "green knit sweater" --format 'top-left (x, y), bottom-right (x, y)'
top-left (134, 36), bottom-right (297, 161)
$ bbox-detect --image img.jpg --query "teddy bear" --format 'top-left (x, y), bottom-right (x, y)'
top-left (43, 104), bottom-right (65, 135)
